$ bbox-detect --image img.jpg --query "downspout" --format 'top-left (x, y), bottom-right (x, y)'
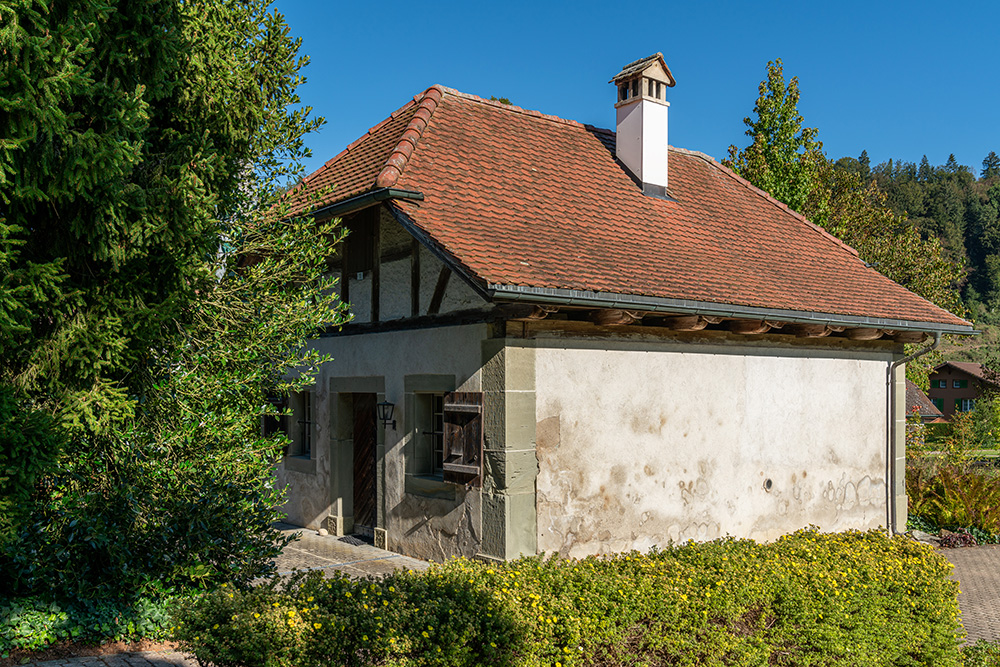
top-left (886, 331), bottom-right (941, 535)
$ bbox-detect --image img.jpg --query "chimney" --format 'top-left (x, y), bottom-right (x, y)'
top-left (611, 53), bottom-right (676, 198)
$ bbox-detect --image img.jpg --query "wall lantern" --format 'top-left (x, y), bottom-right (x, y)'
top-left (376, 400), bottom-right (396, 430)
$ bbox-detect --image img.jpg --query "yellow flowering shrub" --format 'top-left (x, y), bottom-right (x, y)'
top-left (173, 529), bottom-right (962, 666)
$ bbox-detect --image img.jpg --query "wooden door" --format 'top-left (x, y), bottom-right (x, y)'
top-left (352, 393), bottom-right (377, 537)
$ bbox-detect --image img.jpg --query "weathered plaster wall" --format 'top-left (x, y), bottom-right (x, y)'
top-left (534, 339), bottom-right (894, 558)
top-left (278, 324), bottom-right (490, 561)
top-left (417, 245), bottom-right (484, 314)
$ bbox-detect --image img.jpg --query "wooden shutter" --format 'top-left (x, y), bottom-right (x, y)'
top-left (442, 391), bottom-right (483, 486)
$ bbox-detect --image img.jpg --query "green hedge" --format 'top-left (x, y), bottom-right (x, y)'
top-left (174, 529), bottom-right (962, 667)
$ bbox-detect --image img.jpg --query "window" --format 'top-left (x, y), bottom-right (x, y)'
top-left (414, 392), bottom-right (445, 477)
top-left (262, 395), bottom-right (287, 437)
top-left (412, 391), bottom-right (483, 484)
top-left (954, 379), bottom-right (969, 389)
top-left (931, 397), bottom-right (944, 411)
top-left (343, 209), bottom-right (376, 275)
top-left (931, 379), bottom-right (947, 389)
top-left (262, 391), bottom-right (313, 458)
top-left (283, 391), bottom-right (312, 458)
top-left (956, 398), bottom-right (975, 412)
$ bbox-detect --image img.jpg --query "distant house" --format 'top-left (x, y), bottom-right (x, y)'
top-left (905, 379), bottom-right (946, 424)
top-left (927, 361), bottom-right (997, 418)
top-left (273, 54), bottom-right (973, 561)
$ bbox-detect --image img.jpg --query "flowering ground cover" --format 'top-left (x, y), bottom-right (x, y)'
top-left (174, 529), bottom-right (963, 667)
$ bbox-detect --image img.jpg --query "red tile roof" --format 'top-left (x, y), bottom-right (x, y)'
top-left (296, 85), bottom-right (971, 331)
top-left (934, 361), bottom-right (998, 385)
top-left (905, 380), bottom-right (944, 418)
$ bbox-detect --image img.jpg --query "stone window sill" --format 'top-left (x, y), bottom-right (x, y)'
top-left (405, 474), bottom-right (456, 500)
top-left (283, 456), bottom-right (317, 475)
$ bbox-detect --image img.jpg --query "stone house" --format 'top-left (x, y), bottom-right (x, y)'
top-left (274, 54), bottom-right (972, 562)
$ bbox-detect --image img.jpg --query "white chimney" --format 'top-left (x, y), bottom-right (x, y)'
top-left (611, 53), bottom-right (676, 198)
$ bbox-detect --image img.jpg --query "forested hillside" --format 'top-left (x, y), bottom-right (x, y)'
top-left (834, 151), bottom-right (1000, 323)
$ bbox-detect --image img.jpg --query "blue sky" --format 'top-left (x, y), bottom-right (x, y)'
top-left (275, 1), bottom-right (1000, 178)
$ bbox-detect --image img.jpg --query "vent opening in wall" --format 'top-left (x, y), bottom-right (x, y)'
top-left (763, 478), bottom-right (773, 492)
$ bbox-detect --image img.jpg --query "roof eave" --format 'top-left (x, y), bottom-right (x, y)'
top-left (308, 187), bottom-right (424, 220)
top-left (487, 284), bottom-right (976, 336)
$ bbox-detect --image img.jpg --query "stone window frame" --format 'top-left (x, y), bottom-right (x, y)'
top-left (404, 374), bottom-right (457, 499)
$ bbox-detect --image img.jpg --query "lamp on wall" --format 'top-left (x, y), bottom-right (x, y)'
top-left (376, 400), bottom-right (396, 430)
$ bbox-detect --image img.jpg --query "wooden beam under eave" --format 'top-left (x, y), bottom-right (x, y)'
top-left (727, 320), bottom-right (771, 335)
top-left (591, 309), bottom-right (643, 326)
top-left (892, 331), bottom-right (928, 344)
top-left (844, 328), bottom-right (883, 341)
top-left (659, 315), bottom-right (709, 331)
top-left (525, 305), bottom-right (558, 320)
top-left (785, 323), bottom-right (832, 338)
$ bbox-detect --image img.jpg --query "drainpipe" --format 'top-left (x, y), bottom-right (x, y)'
top-left (886, 331), bottom-right (941, 535)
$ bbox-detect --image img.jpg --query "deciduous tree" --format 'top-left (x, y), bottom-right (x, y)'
top-left (724, 59), bottom-right (829, 223)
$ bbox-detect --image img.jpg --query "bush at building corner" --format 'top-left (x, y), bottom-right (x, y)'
top-left (173, 529), bottom-right (962, 667)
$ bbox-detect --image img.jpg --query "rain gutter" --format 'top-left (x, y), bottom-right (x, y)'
top-left (488, 284), bottom-right (976, 335)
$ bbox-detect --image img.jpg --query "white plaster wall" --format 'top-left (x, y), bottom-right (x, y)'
top-left (535, 343), bottom-right (891, 558)
top-left (380, 258), bottom-right (410, 320)
top-left (418, 246), bottom-right (485, 314)
top-left (278, 324), bottom-right (489, 560)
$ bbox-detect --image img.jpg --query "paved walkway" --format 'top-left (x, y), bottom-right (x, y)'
top-left (271, 522), bottom-right (430, 579)
top-left (18, 525), bottom-right (429, 667)
top-left (941, 543), bottom-right (1000, 643)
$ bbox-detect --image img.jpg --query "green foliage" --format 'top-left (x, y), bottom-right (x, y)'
top-left (0, 0), bottom-right (344, 605)
top-left (726, 61), bottom-right (966, 360)
top-left (0, 594), bottom-right (177, 656)
top-left (983, 153), bottom-right (1000, 182)
top-left (0, 385), bottom-right (63, 511)
top-left (823, 170), bottom-right (966, 318)
top-left (963, 640), bottom-right (1000, 667)
top-left (907, 458), bottom-right (1000, 537)
top-left (175, 530), bottom-right (962, 667)
top-left (725, 59), bottom-right (829, 222)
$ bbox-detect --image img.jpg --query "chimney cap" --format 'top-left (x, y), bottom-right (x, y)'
top-left (610, 52), bottom-right (676, 87)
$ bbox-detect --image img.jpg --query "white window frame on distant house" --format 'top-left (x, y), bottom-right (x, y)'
top-left (956, 398), bottom-right (975, 413)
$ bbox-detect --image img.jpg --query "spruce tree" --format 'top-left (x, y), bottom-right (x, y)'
top-left (0, 0), bottom-right (343, 601)
top-left (983, 151), bottom-right (1000, 180)
top-left (858, 149), bottom-right (871, 180)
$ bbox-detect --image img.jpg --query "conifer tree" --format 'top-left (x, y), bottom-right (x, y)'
top-left (858, 149), bottom-right (871, 180)
top-left (0, 0), bottom-right (343, 600)
top-left (983, 151), bottom-right (1000, 180)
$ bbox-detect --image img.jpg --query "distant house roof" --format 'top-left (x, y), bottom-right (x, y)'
top-left (906, 380), bottom-right (944, 419)
top-left (291, 85), bottom-right (972, 334)
top-left (933, 361), bottom-right (999, 385)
